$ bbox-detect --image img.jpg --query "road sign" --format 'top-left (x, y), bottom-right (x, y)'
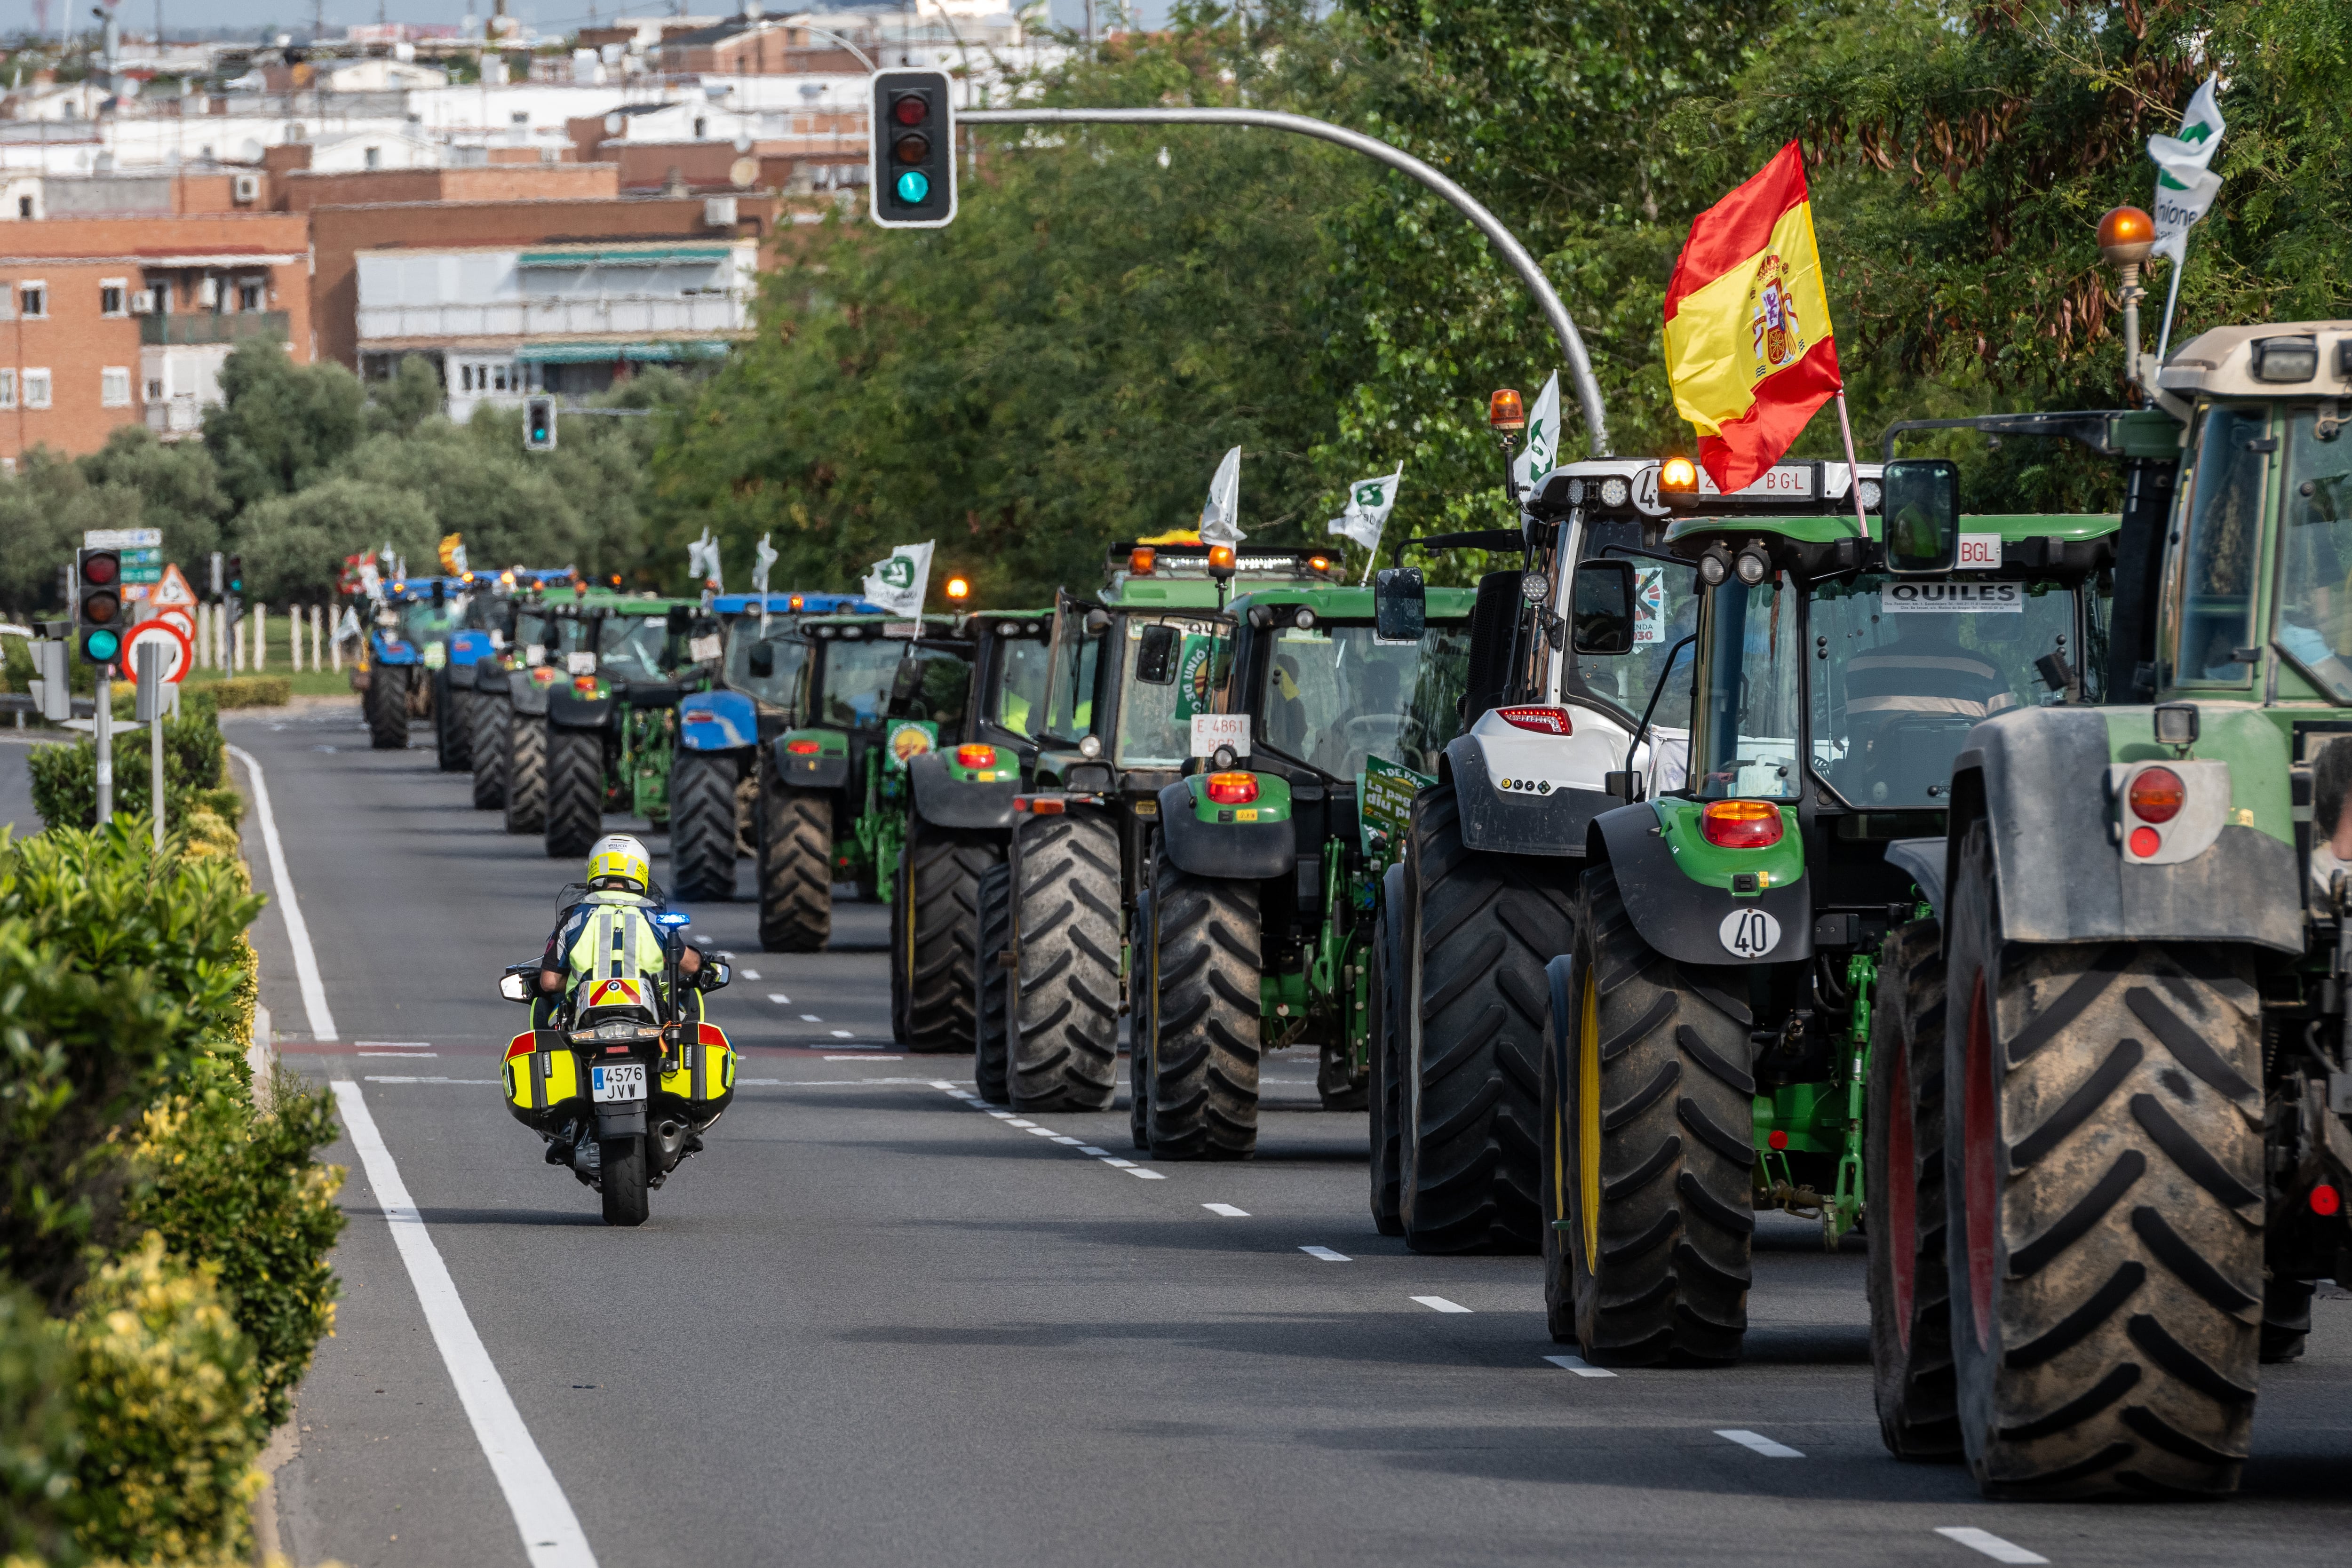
top-left (119, 546), bottom-right (163, 585)
top-left (155, 607), bottom-right (197, 642)
top-left (151, 562), bottom-right (196, 608)
top-left (84, 527), bottom-right (162, 549)
top-left (120, 621), bottom-right (192, 686)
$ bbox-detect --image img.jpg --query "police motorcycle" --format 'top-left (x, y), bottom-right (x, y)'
top-left (496, 886), bottom-right (739, 1226)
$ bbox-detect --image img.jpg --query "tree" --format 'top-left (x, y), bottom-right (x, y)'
top-left (202, 341), bottom-right (367, 510)
top-left (235, 478), bottom-right (437, 604)
top-left (77, 425), bottom-right (234, 573)
top-left (365, 353), bottom-right (446, 439)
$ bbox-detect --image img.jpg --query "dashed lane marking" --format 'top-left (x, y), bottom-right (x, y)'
top-left (767, 994), bottom-right (791, 1005)
top-left (829, 1030), bottom-right (855, 1039)
top-left (1543, 1354), bottom-right (1617, 1378)
top-left (1412, 1295), bottom-right (1471, 1313)
top-left (1202, 1203), bottom-right (1249, 1217)
top-left (1078, 1146), bottom-right (1114, 1157)
top-left (358, 1051), bottom-right (440, 1057)
top-left (799, 1014), bottom-right (822, 1022)
top-left (739, 969), bottom-right (761, 980)
top-left (1300, 1246), bottom-right (1350, 1262)
top-left (1715, 1429), bottom-right (1804, 1458)
top-left (824, 1055), bottom-right (902, 1061)
top-left (1934, 1528), bottom-right (2048, 1565)
top-left (929, 1082), bottom-right (1166, 1178)
top-left (363, 1076), bottom-right (496, 1085)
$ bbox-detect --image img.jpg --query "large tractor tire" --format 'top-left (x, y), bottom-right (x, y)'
top-left (1128, 887), bottom-right (1157, 1148)
top-left (1008, 812), bottom-right (1122, 1112)
top-left (504, 713), bottom-right (548, 834)
top-left (1546, 860), bottom-right (1754, 1365)
top-left (1399, 782), bottom-right (1564, 1253)
top-left (894, 817), bottom-right (1001, 1054)
top-left (669, 750), bottom-right (740, 903)
top-left (1367, 866), bottom-right (1407, 1235)
top-left (756, 763), bottom-right (832, 953)
top-left (543, 726), bottom-right (607, 860)
top-left (1867, 918), bottom-right (1963, 1459)
top-left (599, 1134), bottom-right (651, 1227)
top-left (1943, 820), bottom-right (2262, 1498)
top-left (469, 692), bottom-right (509, 810)
top-left (1146, 859), bottom-right (1260, 1159)
top-left (364, 665), bottom-right (410, 749)
top-left (434, 673), bottom-right (472, 773)
top-left (973, 863), bottom-right (1013, 1104)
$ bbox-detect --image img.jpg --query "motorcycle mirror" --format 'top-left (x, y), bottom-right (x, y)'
top-left (498, 972), bottom-right (532, 1003)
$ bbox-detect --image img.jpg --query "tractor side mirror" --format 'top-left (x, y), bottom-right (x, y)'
top-left (1882, 458), bottom-right (1961, 575)
top-left (666, 605), bottom-right (692, 637)
top-left (1571, 560), bottom-right (1637, 654)
top-left (890, 656), bottom-right (924, 708)
top-left (1135, 624), bottom-right (1180, 685)
top-left (1083, 608), bottom-right (1112, 637)
top-left (1374, 567), bottom-right (1426, 641)
top-left (747, 641), bottom-right (776, 678)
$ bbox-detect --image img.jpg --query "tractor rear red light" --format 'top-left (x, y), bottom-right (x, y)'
top-left (2128, 826), bottom-right (2161, 858)
top-left (1767, 1130), bottom-right (1788, 1151)
top-left (2312, 1182), bottom-right (2342, 1217)
top-left (957, 744), bottom-right (997, 769)
top-left (1206, 772), bottom-right (1259, 805)
top-left (572, 676), bottom-right (598, 694)
top-left (2128, 766), bottom-right (2185, 824)
top-left (785, 739), bottom-right (822, 755)
top-left (1701, 800), bottom-right (1784, 849)
top-left (1495, 706), bottom-right (1573, 735)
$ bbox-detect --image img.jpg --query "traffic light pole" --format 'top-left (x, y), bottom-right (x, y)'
top-left (956, 105), bottom-right (1612, 458)
top-left (94, 674), bottom-right (112, 826)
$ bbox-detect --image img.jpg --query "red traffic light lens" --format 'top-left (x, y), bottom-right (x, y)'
top-left (85, 591), bottom-right (121, 625)
top-left (891, 93), bottom-right (929, 127)
top-left (82, 553), bottom-right (119, 585)
top-left (893, 132), bottom-right (930, 165)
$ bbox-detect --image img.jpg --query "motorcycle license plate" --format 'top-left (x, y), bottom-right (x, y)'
top-left (590, 1063), bottom-right (647, 1103)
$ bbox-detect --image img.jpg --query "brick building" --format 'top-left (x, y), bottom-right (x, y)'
top-left (0, 212), bottom-right (311, 462)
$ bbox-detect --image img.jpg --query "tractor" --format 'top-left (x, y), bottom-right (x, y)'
top-left (540, 598), bottom-right (717, 859)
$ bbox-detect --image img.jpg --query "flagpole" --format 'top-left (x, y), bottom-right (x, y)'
top-left (2155, 254), bottom-right (2187, 366)
top-left (1832, 390), bottom-right (1870, 540)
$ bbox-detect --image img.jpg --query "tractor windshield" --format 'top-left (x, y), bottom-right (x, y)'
top-left (598, 615), bottom-right (672, 682)
top-left (812, 637), bottom-right (904, 728)
top-left (1042, 613), bottom-right (1102, 742)
top-left (2273, 410), bottom-right (2352, 702)
top-left (724, 620), bottom-right (807, 709)
top-left (401, 599), bottom-right (466, 640)
top-left (1257, 621), bottom-right (1470, 780)
top-left (896, 644), bottom-right (972, 728)
top-left (992, 634), bottom-right (1054, 739)
top-left (1116, 616), bottom-right (1224, 769)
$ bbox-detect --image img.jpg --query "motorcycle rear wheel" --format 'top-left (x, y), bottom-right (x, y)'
top-left (600, 1135), bottom-right (650, 1226)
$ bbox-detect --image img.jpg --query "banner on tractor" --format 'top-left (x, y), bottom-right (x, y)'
top-left (1328, 465), bottom-right (1404, 554)
top-left (2150, 76), bottom-right (2225, 263)
top-left (862, 541), bottom-right (934, 617)
top-left (1662, 140), bottom-right (1841, 494)
top-left (1199, 447), bottom-right (1244, 544)
top-left (1510, 373), bottom-right (1560, 493)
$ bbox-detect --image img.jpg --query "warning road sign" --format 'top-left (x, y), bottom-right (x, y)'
top-left (151, 562), bottom-right (196, 608)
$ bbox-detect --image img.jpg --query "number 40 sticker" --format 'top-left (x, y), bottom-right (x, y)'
top-left (1720, 907), bottom-right (1781, 959)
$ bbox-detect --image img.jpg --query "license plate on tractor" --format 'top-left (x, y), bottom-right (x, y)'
top-left (590, 1063), bottom-right (646, 1103)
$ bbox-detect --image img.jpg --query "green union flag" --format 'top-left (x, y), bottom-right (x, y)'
top-left (1328, 464), bottom-right (1404, 553)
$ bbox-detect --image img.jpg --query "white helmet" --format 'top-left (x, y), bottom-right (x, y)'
top-left (585, 834), bottom-right (652, 894)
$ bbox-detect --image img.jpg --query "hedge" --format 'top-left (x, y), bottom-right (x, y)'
top-left (25, 708), bottom-right (237, 838)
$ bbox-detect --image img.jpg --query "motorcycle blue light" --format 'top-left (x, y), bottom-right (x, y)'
top-left (654, 912), bottom-right (691, 927)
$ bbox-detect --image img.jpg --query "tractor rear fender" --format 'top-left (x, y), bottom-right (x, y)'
top-left (910, 750), bottom-right (1017, 831)
top-left (773, 732), bottom-right (849, 791)
top-left (1944, 705), bottom-right (2301, 953)
top-left (509, 671), bottom-right (553, 716)
top-left (1589, 801), bottom-right (1814, 968)
top-left (1156, 777), bottom-right (1294, 880)
top-left (1443, 700), bottom-right (1630, 858)
top-left (474, 660), bottom-right (510, 695)
top-left (678, 690), bottom-right (758, 752)
top-left (548, 691), bottom-right (612, 730)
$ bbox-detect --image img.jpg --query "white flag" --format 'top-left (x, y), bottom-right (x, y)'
top-left (862, 541), bottom-right (934, 618)
top-left (752, 531), bottom-right (778, 597)
top-left (687, 528), bottom-right (724, 595)
top-left (1199, 446), bottom-right (1244, 544)
top-left (2149, 76), bottom-right (2225, 263)
top-left (1511, 371), bottom-right (1561, 492)
top-left (1327, 465), bottom-right (1404, 553)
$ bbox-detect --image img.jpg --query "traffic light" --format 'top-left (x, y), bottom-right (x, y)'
top-left (868, 69), bottom-right (956, 229)
top-left (524, 396), bottom-right (557, 452)
top-left (225, 555), bottom-right (244, 596)
top-left (76, 547), bottom-right (123, 664)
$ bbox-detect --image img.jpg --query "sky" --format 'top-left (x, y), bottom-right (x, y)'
top-left (29, 1), bottom-right (1177, 43)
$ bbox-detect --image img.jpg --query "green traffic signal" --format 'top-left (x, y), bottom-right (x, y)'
top-left (896, 170), bottom-right (930, 203)
top-left (84, 629), bottom-right (120, 662)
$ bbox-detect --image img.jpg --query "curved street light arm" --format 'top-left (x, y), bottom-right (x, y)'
top-left (957, 105), bottom-right (1610, 457)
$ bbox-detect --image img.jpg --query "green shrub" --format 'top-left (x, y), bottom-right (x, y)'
top-left (126, 1060), bottom-right (343, 1432)
top-left (66, 1234), bottom-right (261, 1567)
top-left (0, 1284), bottom-right (78, 1565)
top-left (199, 677), bottom-right (289, 710)
top-left (25, 707), bottom-right (227, 836)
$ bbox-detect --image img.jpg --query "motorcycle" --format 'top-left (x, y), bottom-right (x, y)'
top-left (497, 885), bottom-right (738, 1226)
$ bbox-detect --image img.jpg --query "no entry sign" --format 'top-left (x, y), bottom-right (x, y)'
top-left (121, 621), bottom-right (193, 686)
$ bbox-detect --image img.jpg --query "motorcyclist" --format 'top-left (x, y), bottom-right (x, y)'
top-left (533, 834), bottom-right (705, 1029)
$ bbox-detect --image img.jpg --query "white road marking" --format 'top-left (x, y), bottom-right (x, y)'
top-left (1127, 1168), bottom-right (1167, 1180)
top-left (930, 1082), bottom-right (1165, 1178)
top-left (1006, 1118), bottom-right (1037, 1127)
top-left (767, 994), bottom-right (792, 1005)
top-left (358, 1050), bottom-right (440, 1057)
top-left (1098, 1157), bottom-right (1137, 1168)
top-left (1715, 1429), bottom-right (1804, 1458)
top-left (1051, 1135), bottom-right (1085, 1145)
top-left (987, 1110), bottom-right (1016, 1119)
top-left (799, 1014), bottom-right (822, 1022)
top-left (356, 1041), bottom-right (433, 1048)
top-left (1025, 1126), bottom-right (1060, 1138)
top-left (1543, 1354), bottom-right (1617, 1378)
top-left (1078, 1146), bottom-right (1113, 1157)
top-left (1934, 1528), bottom-right (2049, 1565)
top-left (331, 1082), bottom-right (595, 1568)
top-left (739, 969), bottom-right (761, 980)
top-left (1412, 1296), bottom-right (1471, 1313)
top-left (1300, 1246), bottom-right (1350, 1262)
top-left (1201, 1203), bottom-right (1249, 1217)
top-left (227, 744), bottom-right (338, 1042)
top-left (823, 1055), bottom-right (903, 1061)
top-left (829, 1030), bottom-right (854, 1039)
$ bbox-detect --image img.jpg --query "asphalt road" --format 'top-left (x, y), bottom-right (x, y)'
top-left (192, 700), bottom-right (2352, 1567)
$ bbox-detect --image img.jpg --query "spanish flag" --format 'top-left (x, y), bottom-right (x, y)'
top-left (1662, 142), bottom-right (1841, 493)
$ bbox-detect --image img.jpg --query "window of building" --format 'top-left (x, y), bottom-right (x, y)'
top-left (365, 145), bottom-right (382, 169)
top-left (100, 367), bottom-right (131, 407)
top-left (19, 283), bottom-right (45, 318)
top-left (15, 197), bottom-right (30, 219)
top-left (24, 369), bottom-right (51, 408)
top-left (238, 280), bottom-right (264, 311)
top-left (693, 117), bottom-right (707, 138)
top-left (0, 370), bottom-right (16, 408)
top-left (99, 279), bottom-right (126, 316)
top-left (148, 279), bottom-right (171, 312)
top-left (145, 376), bottom-right (164, 401)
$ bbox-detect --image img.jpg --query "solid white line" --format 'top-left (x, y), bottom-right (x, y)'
top-left (1542, 1353), bottom-right (1617, 1378)
top-left (330, 1082), bottom-right (594, 1568)
top-left (227, 744), bottom-right (338, 1042)
top-left (356, 1041), bottom-right (433, 1048)
top-left (1202, 1203), bottom-right (1249, 1217)
top-left (1934, 1528), bottom-right (2049, 1565)
top-left (358, 1051), bottom-right (440, 1057)
top-left (1300, 1245), bottom-right (1350, 1262)
top-left (1716, 1428), bottom-right (1804, 1458)
top-left (1412, 1295), bottom-right (1471, 1313)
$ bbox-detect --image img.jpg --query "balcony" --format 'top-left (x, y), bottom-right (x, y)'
top-left (144, 395), bottom-right (205, 438)
top-left (139, 311), bottom-right (292, 347)
top-left (355, 294), bottom-right (750, 344)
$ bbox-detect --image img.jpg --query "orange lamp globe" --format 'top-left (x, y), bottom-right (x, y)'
top-left (2096, 205), bottom-right (2156, 266)
top-left (1489, 388), bottom-right (1526, 432)
top-left (1661, 456), bottom-right (1699, 491)
top-left (1128, 546), bottom-right (1157, 576)
top-left (945, 574), bottom-right (972, 602)
top-left (1207, 543), bottom-right (1237, 578)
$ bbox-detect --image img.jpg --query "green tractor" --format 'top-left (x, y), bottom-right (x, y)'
top-left (889, 608), bottom-right (1055, 1055)
top-left (461, 570), bottom-right (583, 815)
top-left (1131, 578), bottom-right (1475, 1158)
top-left (977, 544), bottom-right (1352, 1111)
top-left (751, 612), bottom-right (967, 951)
top-left (541, 598), bottom-right (718, 859)
top-left (1853, 305), bottom-right (2352, 1496)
